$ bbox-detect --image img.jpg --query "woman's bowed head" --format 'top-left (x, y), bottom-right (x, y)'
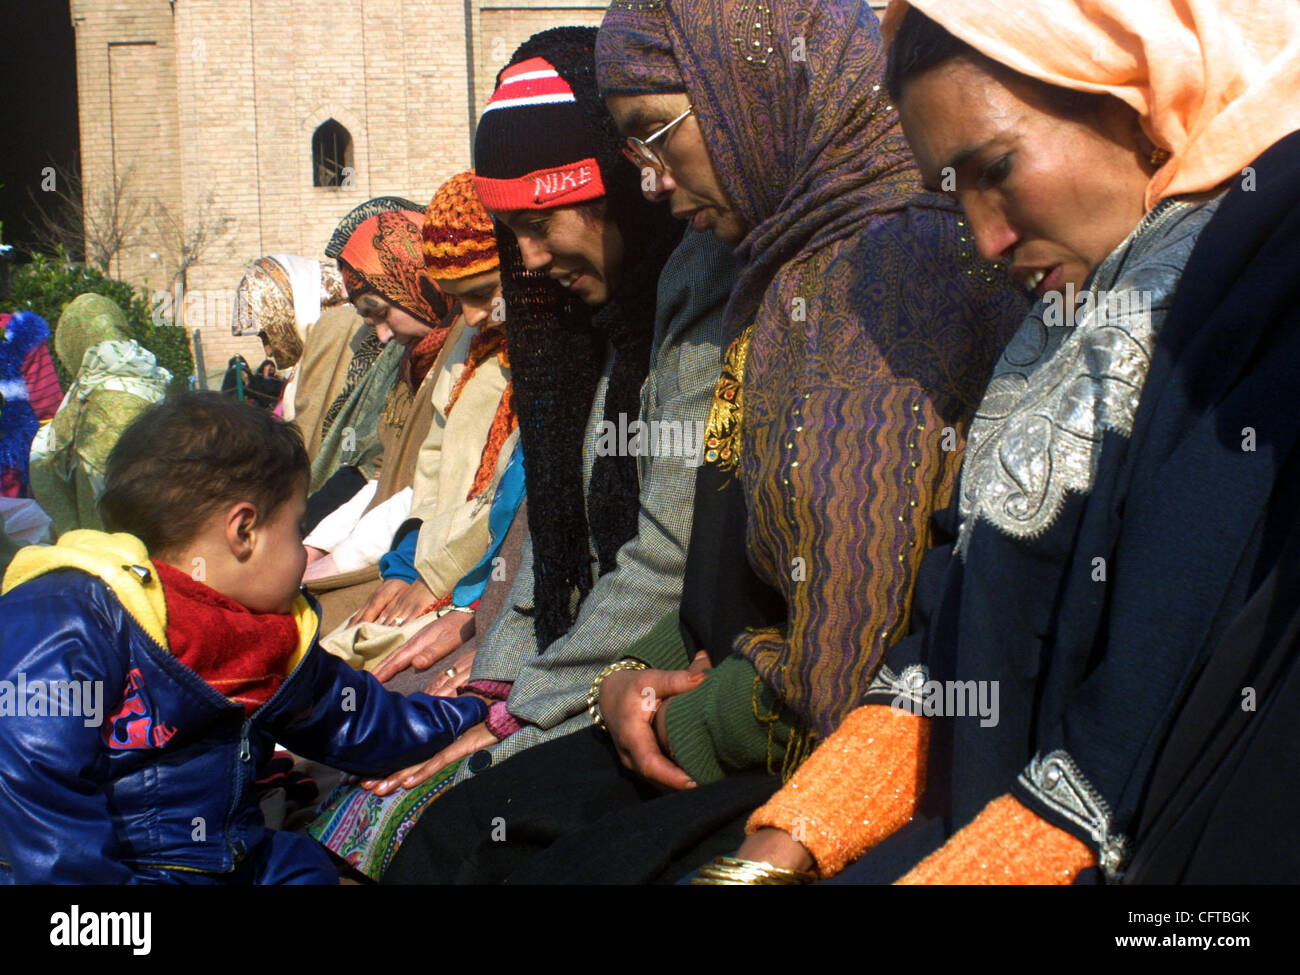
top-left (886, 6), bottom-right (1164, 299)
top-left (605, 92), bottom-right (749, 248)
top-left (472, 54), bottom-right (634, 308)
top-left (422, 169), bottom-right (505, 328)
top-left (493, 201), bottom-right (624, 308)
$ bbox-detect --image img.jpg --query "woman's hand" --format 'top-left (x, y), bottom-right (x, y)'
top-left (601, 652), bottom-right (709, 792)
top-left (361, 721), bottom-right (499, 796)
top-left (423, 647), bottom-right (476, 696)
top-left (380, 578), bottom-right (441, 627)
top-left (352, 578), bottom-right (411, 626)
top-left (371, 611), bottom-right (475, 683)
top-left (734, 828), bottom-right (816, 874)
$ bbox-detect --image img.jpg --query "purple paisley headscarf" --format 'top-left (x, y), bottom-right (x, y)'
top-left (597, 0), bottom-right (920, 338)
top-left (597, 0), bottom-right (1028, 736)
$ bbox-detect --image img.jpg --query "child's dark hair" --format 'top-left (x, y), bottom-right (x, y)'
top-left (99, 391), bottom-right (309, 554)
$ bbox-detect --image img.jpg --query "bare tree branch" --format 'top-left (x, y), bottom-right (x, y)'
top-left (27, 158), bottom-right (146, 271)
top-left (148, 190), bottom-right (235, 292)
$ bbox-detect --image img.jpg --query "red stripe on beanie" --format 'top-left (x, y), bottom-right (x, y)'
top-left (484, 57), bottom-right (576, 112)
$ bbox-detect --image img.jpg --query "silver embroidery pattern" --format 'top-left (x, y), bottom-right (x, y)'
top-left (953, 202), bottom-right (1201, 558)
top-left (865, 663), bottom-right (928, 708)
top-left (1018, 749), bottom-right (1129, 882)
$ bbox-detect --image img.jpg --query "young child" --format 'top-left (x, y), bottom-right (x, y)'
top-left (0, 392), bottom-right (486, 884)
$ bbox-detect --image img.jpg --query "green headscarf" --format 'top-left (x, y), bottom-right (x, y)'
top-left (308, 338), bottom-right (405, 492)
top-left (31, 294), bottom-right (170, 538)
top-left (55, 293), bottom-right (130, 378)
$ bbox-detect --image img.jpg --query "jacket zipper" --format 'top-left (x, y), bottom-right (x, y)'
top-left (223, 593), bottom-right (319, 864)
top-left (223, 716), bottom-right (253, 865)
top-left (122, 586), bottom-right (322, 870)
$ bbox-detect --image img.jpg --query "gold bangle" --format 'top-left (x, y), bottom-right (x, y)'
top-left (586, 659), bottom-right (649, 732)
top-left (690, 856), bottom-right (815, 885)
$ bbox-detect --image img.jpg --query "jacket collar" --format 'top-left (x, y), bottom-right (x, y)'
top-left (2, 530), bottom-right (319, 667)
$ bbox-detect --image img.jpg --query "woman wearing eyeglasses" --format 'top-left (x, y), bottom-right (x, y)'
top-left (382, 0), bottom-right (1027, 884)
top-left (345, 26), bottom-right (743, 880)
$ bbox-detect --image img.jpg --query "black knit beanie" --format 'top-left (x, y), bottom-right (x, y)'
top-left (478, 26), bottom-right (683, 651)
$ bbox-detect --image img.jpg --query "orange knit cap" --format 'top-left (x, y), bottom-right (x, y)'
top-left (423, 170), bottom-right (500, 281)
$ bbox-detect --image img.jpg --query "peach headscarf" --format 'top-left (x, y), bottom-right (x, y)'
top-left (883, 0), bottom-right (1300, 210)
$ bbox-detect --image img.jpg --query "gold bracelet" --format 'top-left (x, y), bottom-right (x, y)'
top-left (586, 659), bottom-right (649, 732)
top-left (690, 856), bottom-right (815, 885)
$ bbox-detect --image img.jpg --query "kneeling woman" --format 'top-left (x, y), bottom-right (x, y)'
top-left (723, 0), bottom-right (1300, 884)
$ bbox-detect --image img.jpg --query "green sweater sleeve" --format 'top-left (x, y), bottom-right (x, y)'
top-left (664, 652), bottom-right (795, 786)
top-left (622, 611), bottom-right (692, 671)
top-left (621, 615), bottom-right (797, 786)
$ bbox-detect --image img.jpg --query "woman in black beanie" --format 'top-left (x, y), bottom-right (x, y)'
top-left (358, 29), bottom-right (738, 876)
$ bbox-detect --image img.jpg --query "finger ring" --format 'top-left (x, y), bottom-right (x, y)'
top-left (445, 667), bottom-right (457, 678)
top-left (391, 617), bottom-right (405, 626)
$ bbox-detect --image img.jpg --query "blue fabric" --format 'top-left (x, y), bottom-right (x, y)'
top-left (0, 311), bottom-right (49, 481)
top-left (378, 527), bottom-right (421, 583)
top-left (452, 444), bottom-right (525, 607)
top-left (0, 567), bottom-right (486, 884)
top-left (856, 132), bottom-right (1300, 877)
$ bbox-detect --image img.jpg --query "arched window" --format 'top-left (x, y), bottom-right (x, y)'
top-left (312, 119), bottom-right (353, 187)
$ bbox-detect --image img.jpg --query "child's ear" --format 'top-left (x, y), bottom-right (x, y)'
top-left (223, 501), bottom-right (260, 560)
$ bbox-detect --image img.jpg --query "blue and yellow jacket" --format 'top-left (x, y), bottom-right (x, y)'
top-left (0, 530), bottom-right (485, 884)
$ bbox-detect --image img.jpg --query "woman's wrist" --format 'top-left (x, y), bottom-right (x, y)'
top-left (586, 659), bottom-right (648, 731)
top-left (691, 855), bottom-right (815, 886)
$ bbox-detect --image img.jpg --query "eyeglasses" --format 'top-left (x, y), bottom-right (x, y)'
top-left (622, 105), bottom-right (694, 175)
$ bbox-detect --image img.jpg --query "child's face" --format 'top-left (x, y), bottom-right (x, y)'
top-left (239, 485), bottom-right (308, 615)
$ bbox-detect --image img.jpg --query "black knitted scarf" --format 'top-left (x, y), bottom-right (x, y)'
top-left (493, 27), bottom-right (683, 650)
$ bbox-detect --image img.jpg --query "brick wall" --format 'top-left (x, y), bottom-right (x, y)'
top-left (71, 0), bottom-right (612, 383)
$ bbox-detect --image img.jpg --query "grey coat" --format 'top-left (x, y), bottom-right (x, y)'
top-left (456, 228), bottom-right (738, 782)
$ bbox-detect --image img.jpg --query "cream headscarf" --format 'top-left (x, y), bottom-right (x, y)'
top-left (234, 255), bottom-right (348, 420)
top-left (883, 0), bottom-right (1300, 210)
top-left (233, 255), bottom-right (347, 370)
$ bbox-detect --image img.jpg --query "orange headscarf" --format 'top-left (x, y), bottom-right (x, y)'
top-left (338, 208), bottom-right (447, 325)
top-left (883, 0), bottom-right (1300, 210)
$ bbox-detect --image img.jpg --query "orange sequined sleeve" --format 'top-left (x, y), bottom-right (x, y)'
top-left (745, 703), bottom-right (928, 877)
top-left (897, 794), bottom-right (1096, 884)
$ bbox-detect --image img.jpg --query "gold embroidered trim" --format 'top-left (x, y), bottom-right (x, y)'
top-left (752, 673), bottom-right (818, 783)
top-left (379, 380), bottom-right (413, 435)
top-left (704, 323), bottom-right (754, 473)
top-left (783, 725), bottom-right (817, 781)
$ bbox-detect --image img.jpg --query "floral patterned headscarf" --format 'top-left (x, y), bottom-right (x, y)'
top-left (337, 209), bottom-right (448, 326)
